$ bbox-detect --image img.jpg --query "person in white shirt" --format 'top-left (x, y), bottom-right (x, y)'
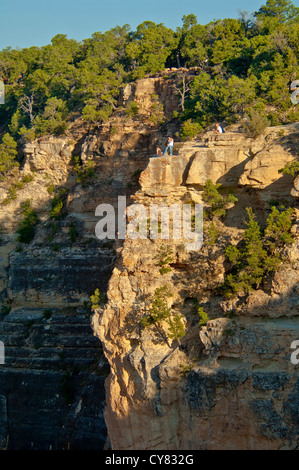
top-left (214, 123), bottom-right (223, 134)
top-left (163, 137), bottom-right (174, 155)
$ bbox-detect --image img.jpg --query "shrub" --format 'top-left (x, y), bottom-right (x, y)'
top-left (50, 198), bottom-right (64, 219)
top-left (16, 199), bottom-right (39, 243)
top-left (19, 126), bottom-right (36, 143)
top-left (90, 288), bottom-right (102, 310)
top-left (43, 309), bottom-right (52, 320)
top-left (125, 101), bottom-right (140, 117)
top-left (0, 133), bottom-right (18, 175)
top-left (225, 244), bottom-right (241, 265)
top-left (202, 180), bottom-right (238, 219)
top-left (34, 98), bottom-right (68, 136)
top-left (73, 158), bottom-right (96, 186)
top-left (242, 109), bottom-right (269, 138)
top-left (198, 307), bottom-right (209, 327)
top-left (141, 285), bottom-right (186, 344)
top-left (180, 119), bottom-right (202, 141)
top-left (279, 161), bottom-right (299, 177)
top-left (207, 221), bottom-right (220, 245)
top-left (22, 174), bottom-right (34, 183)
top-left (154, 245), bottom-right (174, 274)
top-left (223, 206), bottom-right (294, 297)
top-left (263, 206), bottom-right (294, 254)
top-left (149, 95), bottom-right (164, 125)
top-left (49, 188), bottom-right (67, 219)
top-left (166, 313), bottom-right (185, 341)
top-left (69, 224), bottom-right (79, 243)
top-left (142, 286), bottom-right (173, 328)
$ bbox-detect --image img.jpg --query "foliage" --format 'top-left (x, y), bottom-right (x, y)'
top-left (149, 94), bottom-right (164, 125)
top-left (49, 188), bottom-right (67, 219)
top-left (202, 180), bottom-right (238, 219)
top-left (90, 288), bottom-right (102, 310)
top-left (141, 286), bottom-right (173, 327)
top-left (43, 309), bottom-right (52, 320)
top-left (279, 161), bottom-right (299, 177)
top-left (242, 108), bottom-right (270, 138)
top-left (34, 97), bottom-right (68, 135)
top-left (141, 285), bottom-right (185, 344)
top-left (167, 313), bottom-right (185, 341)
top-left (223, 205), bottom-right (294, 297)
top-left (154, 245), bottom-right (174, 274)
top-left (263, 205), bottom-right (294, 253)
top-left (125, 100), bottom-right (139, 117)
top-left (0, 133), bottom-right (18, 174)
top-left (0, 1), bottom-right (298, 173)
top-left (73, 158), bottom-right (96, 186)
top-left (198, 307), bottom-right (209, 327)
top-left (180, 119), bottom-right (202, 141)
top-left (207, 221), bottom-right (220, 245)
top-left (16, 199), bottom-right (39, 243)
top-left (69, 223), bottom-right (79, 243)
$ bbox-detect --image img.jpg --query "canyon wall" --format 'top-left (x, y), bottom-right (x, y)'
top-left (1, 69), bottom-right (298, 450)
top-left (0, 72), bottom-right (182, 449)
top-left (92, 122), bottom-right (299, 450)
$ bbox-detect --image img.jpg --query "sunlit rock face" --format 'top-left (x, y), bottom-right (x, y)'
top-left (92, 122), bottom-right (299, 450)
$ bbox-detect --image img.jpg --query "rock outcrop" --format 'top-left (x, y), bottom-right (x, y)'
top-left (1, 68), bottom-right (299, 450)
top-left (0, 71), bottom-right (183, 449)
top-left (92, 122), bottom-right (299, 450)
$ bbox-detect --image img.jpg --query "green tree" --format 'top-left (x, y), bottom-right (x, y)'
top-left (263, 205), bottom-right (294, 254)
top-left (126, 21), bottom-right (178, 76)
top-left (0, 133), bottom-right (18, 174)
top-left (34, 97), bottom-right (68, 135)
top-left (255, 0), bottom-right (299, 31)
top-left (223, 206), bottom-right (294, 297)
top-left (180, 24), bottom-right (208, 68)
top-left (16, 199), bottom-right (39, 244)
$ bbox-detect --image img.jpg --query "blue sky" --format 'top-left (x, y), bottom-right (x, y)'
top-left (0, 0), bottom-right (290, 50)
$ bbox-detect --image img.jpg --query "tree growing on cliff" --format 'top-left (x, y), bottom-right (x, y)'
top-left (16, 199), bottom-right (39, 244)
top-left (202, 180), bottom-right (238, 220)
top-left (0, 133), bottom-right (18, 175)
top-left (223, 206), bottom-right (294, 297)
top-left (141, 286), bottom-right (185, 345)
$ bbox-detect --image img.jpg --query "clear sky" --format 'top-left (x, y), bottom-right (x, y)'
top-left (0, 0), bottom-right (294, 51)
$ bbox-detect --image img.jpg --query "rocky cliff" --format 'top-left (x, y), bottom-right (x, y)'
top-left (1, 69), bottom-right (299, 450)
top-left (0, 71), bottom-right (183, 449)
top-left (92, 121), bottom-right (299, 450)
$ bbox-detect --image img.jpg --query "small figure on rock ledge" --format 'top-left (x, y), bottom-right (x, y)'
top-left (152, 147), bottom-right (162, 158)
top-left (163, 137), bottom-right (174, 155)
top-left (214, 123), bottom-right (223, 134)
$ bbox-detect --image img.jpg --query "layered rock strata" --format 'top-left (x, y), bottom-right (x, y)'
top-left (92, 122), bottom-right (299, 450)
top-left (0, 72), bottom-right (182, 449)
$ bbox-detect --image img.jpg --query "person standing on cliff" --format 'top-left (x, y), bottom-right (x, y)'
top-left (163, 137), bottom-right (174, 155)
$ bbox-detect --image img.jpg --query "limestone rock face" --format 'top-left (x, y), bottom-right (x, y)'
top-left (291, 174), bottom-right (299, 198)
top-left (120, 76), bottom-right (181, 120)
top-left (0, 106), bottom-right (153, 448)
top-left (92, 121), bottom-right (299, 450)
top-left (238, 124), bottom-right (299, 191)
top-left (1, 71), bottom-right (299, 450)
top-left (23, 137), bottom-right (74, 179)
top-left (139, 155), bottom-right (190, 196)
top-left (186, 146), bottom-right (249, 187)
